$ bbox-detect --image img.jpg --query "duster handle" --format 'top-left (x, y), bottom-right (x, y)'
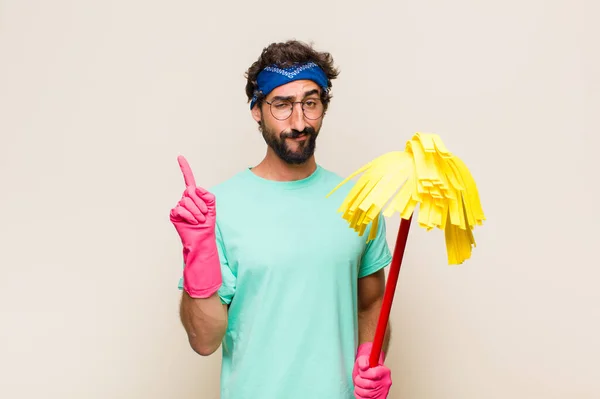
top-left (369, 215), bottom-right (413, 368)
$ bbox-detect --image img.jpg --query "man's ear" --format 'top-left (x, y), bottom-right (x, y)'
top-left (251, 103), bottom-right (262, 124)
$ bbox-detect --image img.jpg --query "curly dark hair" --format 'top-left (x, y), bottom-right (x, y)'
top-left (245, 40), bottom-right (340, 111)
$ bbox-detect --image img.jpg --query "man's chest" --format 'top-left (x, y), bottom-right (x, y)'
top-left (218, 197), bottom-right (367, 279)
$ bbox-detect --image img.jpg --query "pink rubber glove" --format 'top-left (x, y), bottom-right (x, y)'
top-left (169, 155), bottom-right (221, 298)
top-left (352, 342), bottom-right (392, 399)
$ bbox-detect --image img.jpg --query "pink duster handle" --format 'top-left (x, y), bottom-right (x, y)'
top-left (369, 215), bottom-right (413, 368)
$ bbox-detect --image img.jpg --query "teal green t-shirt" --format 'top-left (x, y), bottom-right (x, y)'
top-left (178, 165), bottom-right (392, 399)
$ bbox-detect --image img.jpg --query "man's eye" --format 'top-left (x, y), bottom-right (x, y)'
top-left (304, 100), bottom-right (316, 107)
top-left (273, 102), bottom-right (289, 109)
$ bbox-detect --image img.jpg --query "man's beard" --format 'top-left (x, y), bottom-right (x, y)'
top-left (261, 120), bottom-right (319, 165)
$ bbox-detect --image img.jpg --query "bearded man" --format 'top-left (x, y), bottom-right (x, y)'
top-left (170, 39), bottom-right (394, 399)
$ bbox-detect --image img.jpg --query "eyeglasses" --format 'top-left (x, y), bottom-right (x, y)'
top-left (264, 98), bottom-right (324, 121)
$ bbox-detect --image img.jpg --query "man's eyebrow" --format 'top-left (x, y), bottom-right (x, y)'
top-left (270, 89), bottom-right (321, 102)
top-left (271, 95), bottom-right (294, 102)
top-left (302, 89), bottom-right (320, 98)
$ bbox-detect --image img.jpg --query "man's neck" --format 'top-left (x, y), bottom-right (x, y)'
top-left (251, 151), bottom-right (317, 182)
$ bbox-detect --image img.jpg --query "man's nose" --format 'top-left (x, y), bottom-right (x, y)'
top-left (289, 102), bottom-right (307, 131)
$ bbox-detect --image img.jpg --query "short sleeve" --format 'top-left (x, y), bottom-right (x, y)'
top-left (358, 213), bottom-right (393, 278)
top-left (215, 223), bottom-right (236, 305)
top-left (177, 223), bottom-right (237, 305)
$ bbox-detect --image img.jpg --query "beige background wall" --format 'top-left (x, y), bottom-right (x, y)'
top-left (1, 1), bottom-right (598, 398)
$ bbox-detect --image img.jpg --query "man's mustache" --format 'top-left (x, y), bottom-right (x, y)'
top-left (280, 127), bottom-right (316, 139)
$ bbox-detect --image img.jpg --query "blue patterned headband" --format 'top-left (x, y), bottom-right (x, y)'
top-left (250, 62), bottom-right (329, 109)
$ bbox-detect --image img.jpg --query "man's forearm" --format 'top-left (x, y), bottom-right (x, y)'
top-left (180, 291), bottom-right (228, 356)
top-left (358, 298), bottom-right (391, 354)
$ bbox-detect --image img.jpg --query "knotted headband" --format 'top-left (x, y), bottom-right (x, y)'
top-left (250, 62), bottom-right (329, 109)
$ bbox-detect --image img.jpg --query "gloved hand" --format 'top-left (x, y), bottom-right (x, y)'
top-left (352, 342), bottom-right (392, 399)
top-left (170, 155), bottom-right (222, 298)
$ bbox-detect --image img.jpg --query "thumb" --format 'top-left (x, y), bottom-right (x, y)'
top-left (358, 356), bottom-right (371, 371)
top-left (197, 188), bottom-right (216, 207)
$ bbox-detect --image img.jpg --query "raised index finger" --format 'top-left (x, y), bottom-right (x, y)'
top-left (177, 155), bottom-right (196, 187)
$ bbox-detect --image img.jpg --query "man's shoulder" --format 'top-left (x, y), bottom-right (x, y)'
top-left (207, 169), bottom-right (250, 197)
top-left (317, 165), bottom-right (357, 192)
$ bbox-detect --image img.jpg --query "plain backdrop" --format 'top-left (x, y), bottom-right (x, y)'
top-left (1, 1), bottom-right (598, 398)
